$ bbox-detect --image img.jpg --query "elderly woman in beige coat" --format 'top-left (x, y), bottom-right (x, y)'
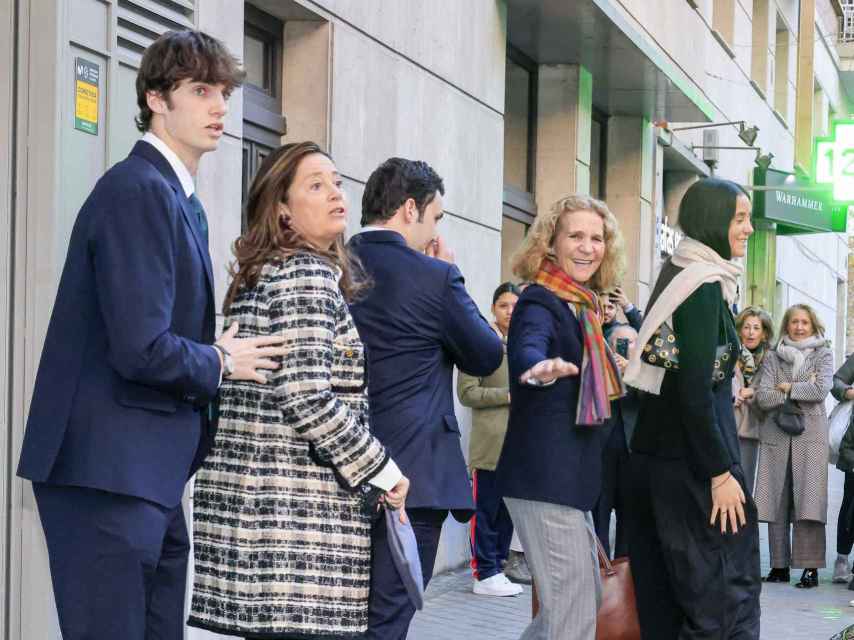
top-left (457, 282), bottom-right (525, 597)
top-left (754, 304), bottom-right (834, 589)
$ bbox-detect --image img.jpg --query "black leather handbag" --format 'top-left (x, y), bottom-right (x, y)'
top-left (641, 323), bottom-right (736, 386)
top-left (640, 323), bottom-right (679, 370)
top-left (775, 398), bottom-right (805, 436)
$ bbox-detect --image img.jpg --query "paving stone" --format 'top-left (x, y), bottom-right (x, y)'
top-left (408, 464), bottom-right (854, 639)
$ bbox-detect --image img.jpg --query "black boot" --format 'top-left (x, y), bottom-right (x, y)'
top-left (763, 568), bottom-right (790, 583)
top-left (795, 568), bottom-right (818, 588)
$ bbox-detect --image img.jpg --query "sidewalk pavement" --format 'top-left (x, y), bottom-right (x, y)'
top-left (408, 464), bottom-right (854, 640)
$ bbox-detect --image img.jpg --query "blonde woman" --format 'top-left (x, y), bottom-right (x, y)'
top-left (495, 194), bottom-right (625, 640)
top-left (754, 304), bottom-right (833, 589)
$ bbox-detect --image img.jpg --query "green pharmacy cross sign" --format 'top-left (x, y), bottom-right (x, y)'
top-left (815, 120), bottom-right (854, 203)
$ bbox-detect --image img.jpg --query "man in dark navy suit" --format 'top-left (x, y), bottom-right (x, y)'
top-left (349, 158), bottom-right (504, 639)
top-left (17, 31), bottom-right (285, 640)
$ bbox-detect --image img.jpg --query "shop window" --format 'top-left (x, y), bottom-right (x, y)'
top-left (504, 47), bottom-right (537, 201)
top-left (501, 216), bottom-right (529, 284)
top-left (712, 0), bottom-right (736, 56)
top-left (242, 4), bottom-right (287, 228)
top-left (590, 112), bottom-right (608, 201)
top-left (750, 0), bottom-right (771, 97)
top-left (773, 15), bottom-right (791, 122)
top-left (814, 84), bottom-right (828, 137)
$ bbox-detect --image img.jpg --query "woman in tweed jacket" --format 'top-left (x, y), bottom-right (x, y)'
top-left (754, 304), bottom-right (834, 589)
top-left (188, 142), bottom-right (409, 639)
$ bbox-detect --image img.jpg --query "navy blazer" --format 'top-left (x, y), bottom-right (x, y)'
top-left (348, 230), bottom-right (503, 520)
top-left (495, 284), bottom-right (607, 511)
top-left (17, 141), bottom-right (221, 508)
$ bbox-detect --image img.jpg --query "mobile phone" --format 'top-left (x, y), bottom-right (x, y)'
top-left (615, 338), bottom-right (629, 358)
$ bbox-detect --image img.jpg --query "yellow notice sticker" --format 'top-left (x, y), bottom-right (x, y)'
top-left (74, 58), bottom-right (99, 135)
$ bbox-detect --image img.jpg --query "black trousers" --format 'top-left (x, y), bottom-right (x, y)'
top-left (364, 508), bottom-right (448, 640)
top-left (471, 468), bottom-right (513, 580)
top-left (593, 421), bottom-right (629, 559)
top-left (627, 454), bottom-right (761, 640)
top-left (838, 471), bottom-right (854, 555)
top-left (34, 483), bottom-right (188, 640)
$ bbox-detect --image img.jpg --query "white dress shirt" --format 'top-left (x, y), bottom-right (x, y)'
top-left (141, 132), bottom-right (195, 197)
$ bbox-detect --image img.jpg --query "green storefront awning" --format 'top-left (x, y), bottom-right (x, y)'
top-left (753, 167), bottom-right (847, 235)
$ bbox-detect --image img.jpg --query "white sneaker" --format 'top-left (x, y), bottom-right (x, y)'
top-left (834, 556), bottom-right (851, 583)
top-left (473, 573), bottom-right (524, 596)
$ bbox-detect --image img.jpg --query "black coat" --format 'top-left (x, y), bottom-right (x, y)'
top-left (495, 284), bottom-right (607, 510)
top-left (630, 262), bottom-right (741, 479)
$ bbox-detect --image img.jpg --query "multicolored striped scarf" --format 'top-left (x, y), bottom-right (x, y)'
top-left (534, 259), bottom-right (624, 426)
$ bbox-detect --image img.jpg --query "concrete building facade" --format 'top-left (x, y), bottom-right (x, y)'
top-left (1, 0), bottom-right (852, 638)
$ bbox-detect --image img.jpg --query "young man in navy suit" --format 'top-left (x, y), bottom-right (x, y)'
top-left (17, 31), bottom-right (286, 640)
top-left (348, 158), bottom-right (504, 639)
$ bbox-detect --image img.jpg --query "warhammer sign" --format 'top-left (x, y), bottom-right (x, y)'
top-left (753, 167), bottom-right (846, 235)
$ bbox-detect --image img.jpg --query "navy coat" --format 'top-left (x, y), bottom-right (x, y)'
top-left (17, 141), bottom-right (221, 508)
top-left (496, 284), bottom-right (607, 510)
top-left (348, 230), bottom-right (503, 520)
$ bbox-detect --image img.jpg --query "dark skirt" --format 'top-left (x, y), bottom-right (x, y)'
top-left (627, 384), bottom-right (761, 639)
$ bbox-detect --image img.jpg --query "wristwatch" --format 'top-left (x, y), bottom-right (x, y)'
top-left (213, 344), bottom-right (234, 378)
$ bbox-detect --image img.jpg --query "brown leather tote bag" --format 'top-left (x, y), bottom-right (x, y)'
top-left (530, 537), bottom-right (641, 639)
top-left (594, 538), bottom-right (641, 640)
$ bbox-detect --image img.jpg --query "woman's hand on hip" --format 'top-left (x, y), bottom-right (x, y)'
top-left (710, 472), bottom-right (747, 534)
top-left (776, 382), bottom-right (792, 394)
top-left (519, 357), bottom-right (578, 386)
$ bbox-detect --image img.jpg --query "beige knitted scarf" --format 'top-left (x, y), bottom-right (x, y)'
top-left (623, 237), bottom-right (742, 395)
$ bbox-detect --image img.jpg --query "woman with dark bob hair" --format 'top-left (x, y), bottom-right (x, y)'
top-left (733, 306), bottom-right (775, 491)
top-left (188, 142), bottom-right (410, 639)
top-left (624, 178), bottom-right (761, 638)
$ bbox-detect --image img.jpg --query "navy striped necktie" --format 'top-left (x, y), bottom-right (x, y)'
top-left (188, 193), bottom-right (209, 245)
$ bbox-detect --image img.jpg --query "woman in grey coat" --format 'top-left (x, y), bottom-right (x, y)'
top-left (754, 304), bottom-right (834, 589)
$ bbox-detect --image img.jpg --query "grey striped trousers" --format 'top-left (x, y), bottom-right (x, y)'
top-left (504, 498), bottom-right (600, 640)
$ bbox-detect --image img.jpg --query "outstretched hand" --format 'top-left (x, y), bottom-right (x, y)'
top-left (519, 357), bottom-right (579, 386)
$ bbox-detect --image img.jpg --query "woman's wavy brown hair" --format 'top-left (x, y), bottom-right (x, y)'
top-left (511, 194), bottom-right (625, 291)
top-left (223, 141), bottom-right (368, 312)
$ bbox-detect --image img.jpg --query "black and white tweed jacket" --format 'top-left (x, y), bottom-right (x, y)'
top-left (189, 252), bottom-right (390, 639)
